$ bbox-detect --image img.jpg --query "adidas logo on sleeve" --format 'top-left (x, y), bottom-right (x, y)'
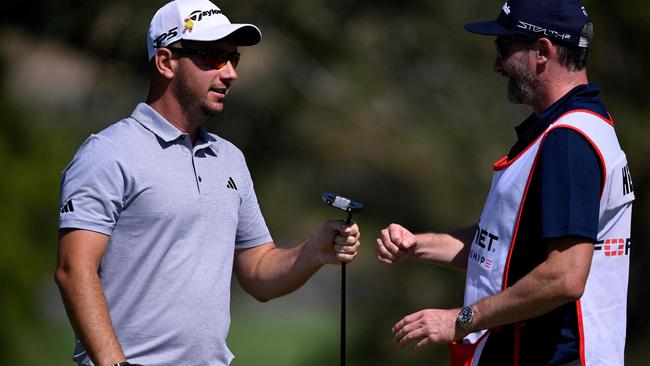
top-left (60, 199), bottom-right (74, 214)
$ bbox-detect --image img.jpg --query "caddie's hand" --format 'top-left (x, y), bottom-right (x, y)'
top-left (376, 223), bottom-right (416, 264)
top-left (393, 308), bottom-right (466, 354)
top-left (312, 220), bottom-right (361, 265)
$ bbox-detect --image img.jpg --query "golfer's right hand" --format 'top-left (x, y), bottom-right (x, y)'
top-left (311, 220), bottom-right (361, 265)
top-left (376, 223), bottom-right (416, 264)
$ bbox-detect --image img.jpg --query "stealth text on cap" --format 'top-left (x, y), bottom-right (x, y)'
top-left (516, 21), bottom-right (572, 41)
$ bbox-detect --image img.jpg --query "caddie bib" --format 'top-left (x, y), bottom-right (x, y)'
top-left (452, 110), bottom-right (634, 366)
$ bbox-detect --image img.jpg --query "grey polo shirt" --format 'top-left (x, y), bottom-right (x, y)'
top-left (59, 103), bottom-right (272, 366)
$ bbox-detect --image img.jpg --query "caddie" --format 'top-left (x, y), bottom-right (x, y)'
top-left (376, 0), bottom-right (634, 365)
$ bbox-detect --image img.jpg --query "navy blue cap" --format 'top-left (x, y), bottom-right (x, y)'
top-left (464, 0), bottom-right (591, 48)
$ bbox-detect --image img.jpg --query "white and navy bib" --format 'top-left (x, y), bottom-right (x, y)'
top-left (459, 110), bottom-right (634, 366)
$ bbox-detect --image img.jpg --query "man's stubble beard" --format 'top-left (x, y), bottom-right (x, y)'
top-left (505, 56), bottom-right (537, 105)
top-left (173, 71), bottom-right (220, 124)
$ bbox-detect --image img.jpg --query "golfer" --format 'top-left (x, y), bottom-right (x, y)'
top-left (55, 1), bottom-right (360, 365)
top-left (376, 0), bottom-right (633, 365)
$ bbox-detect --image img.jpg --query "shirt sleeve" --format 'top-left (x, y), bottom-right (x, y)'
top-left (58, 135), bottom-right (126, 235)
top-left (539, 128), bottom-right (602, 241)
top-left (234, 154), bottom-right (272, 249)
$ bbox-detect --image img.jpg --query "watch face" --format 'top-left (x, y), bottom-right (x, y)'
top-left (458, 306), bottom-right (473, 329)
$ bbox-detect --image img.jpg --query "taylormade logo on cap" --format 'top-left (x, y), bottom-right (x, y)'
top-left (147, 0), bottom-right (262, 60)
top-left (181, 9), bottom-right (224, 35)
top-left (464, 0), bottom-right (591, 48)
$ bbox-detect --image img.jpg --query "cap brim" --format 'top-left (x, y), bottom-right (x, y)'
top-left (464, 20), bottom-right (516, 36)
top-left (183, 24), bottom-right (262, 46)
top-left (227, 24), bottom-right (262, 46)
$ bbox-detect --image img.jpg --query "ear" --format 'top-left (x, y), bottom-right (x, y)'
top-left (153, 48), bottom-right (176, 80)
top-left (535, 37), bottom-right (554, 63)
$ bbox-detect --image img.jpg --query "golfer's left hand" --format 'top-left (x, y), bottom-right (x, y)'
top-left (312, 220), bottom-right (361, 265)
top-left (393, 308), bottom-right (466, 354)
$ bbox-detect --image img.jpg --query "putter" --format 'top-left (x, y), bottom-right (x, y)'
top-left (322, 192), bottom-right (363, 366)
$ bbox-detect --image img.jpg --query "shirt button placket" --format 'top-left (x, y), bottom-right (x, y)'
top-left (192, 144), bottom-right (203, 195)
top-left (181, 134), bottom-right (201, 194)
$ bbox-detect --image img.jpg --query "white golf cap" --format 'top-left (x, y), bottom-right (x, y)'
top-left (147, 0), bottom-right (262, 59)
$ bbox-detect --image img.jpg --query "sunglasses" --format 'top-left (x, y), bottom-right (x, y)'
top-left (166, 47), bottom-right (241, 69)
top-left (494, 38), bottom-right (535, 60)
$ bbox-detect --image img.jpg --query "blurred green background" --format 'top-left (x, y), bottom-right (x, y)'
top-left (1, 0), bottom-right (648, 365)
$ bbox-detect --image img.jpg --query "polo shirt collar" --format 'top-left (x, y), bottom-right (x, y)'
top-left (130, 103), bottom-right (222, 154)
top-left (508, 83), bottom-right (604, 159)
top-left (197, 126), bottom-right (222, 155)
top-left (514, 83), bottom-right (603, 141)
top-left (131, 103), bottom-right (186, 143)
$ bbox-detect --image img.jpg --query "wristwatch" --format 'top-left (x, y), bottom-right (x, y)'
top-left (456, 306), bottom-right (474, 331)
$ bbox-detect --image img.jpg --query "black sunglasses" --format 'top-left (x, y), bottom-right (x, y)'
top-left (494, 37), bottom-right (536, 60)
top-left (166, 47), bottom-right (241, 69)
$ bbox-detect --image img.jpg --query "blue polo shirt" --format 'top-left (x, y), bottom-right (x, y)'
top-left (59, 103), bottom-right (272, 366)
top-left (479, 83), bottom-right (606, 365)
top-left (509, 83), bottom-right (605, 243)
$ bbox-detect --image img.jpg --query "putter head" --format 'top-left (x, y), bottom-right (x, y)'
top-left (322, 192), bottom-right (363, 213)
